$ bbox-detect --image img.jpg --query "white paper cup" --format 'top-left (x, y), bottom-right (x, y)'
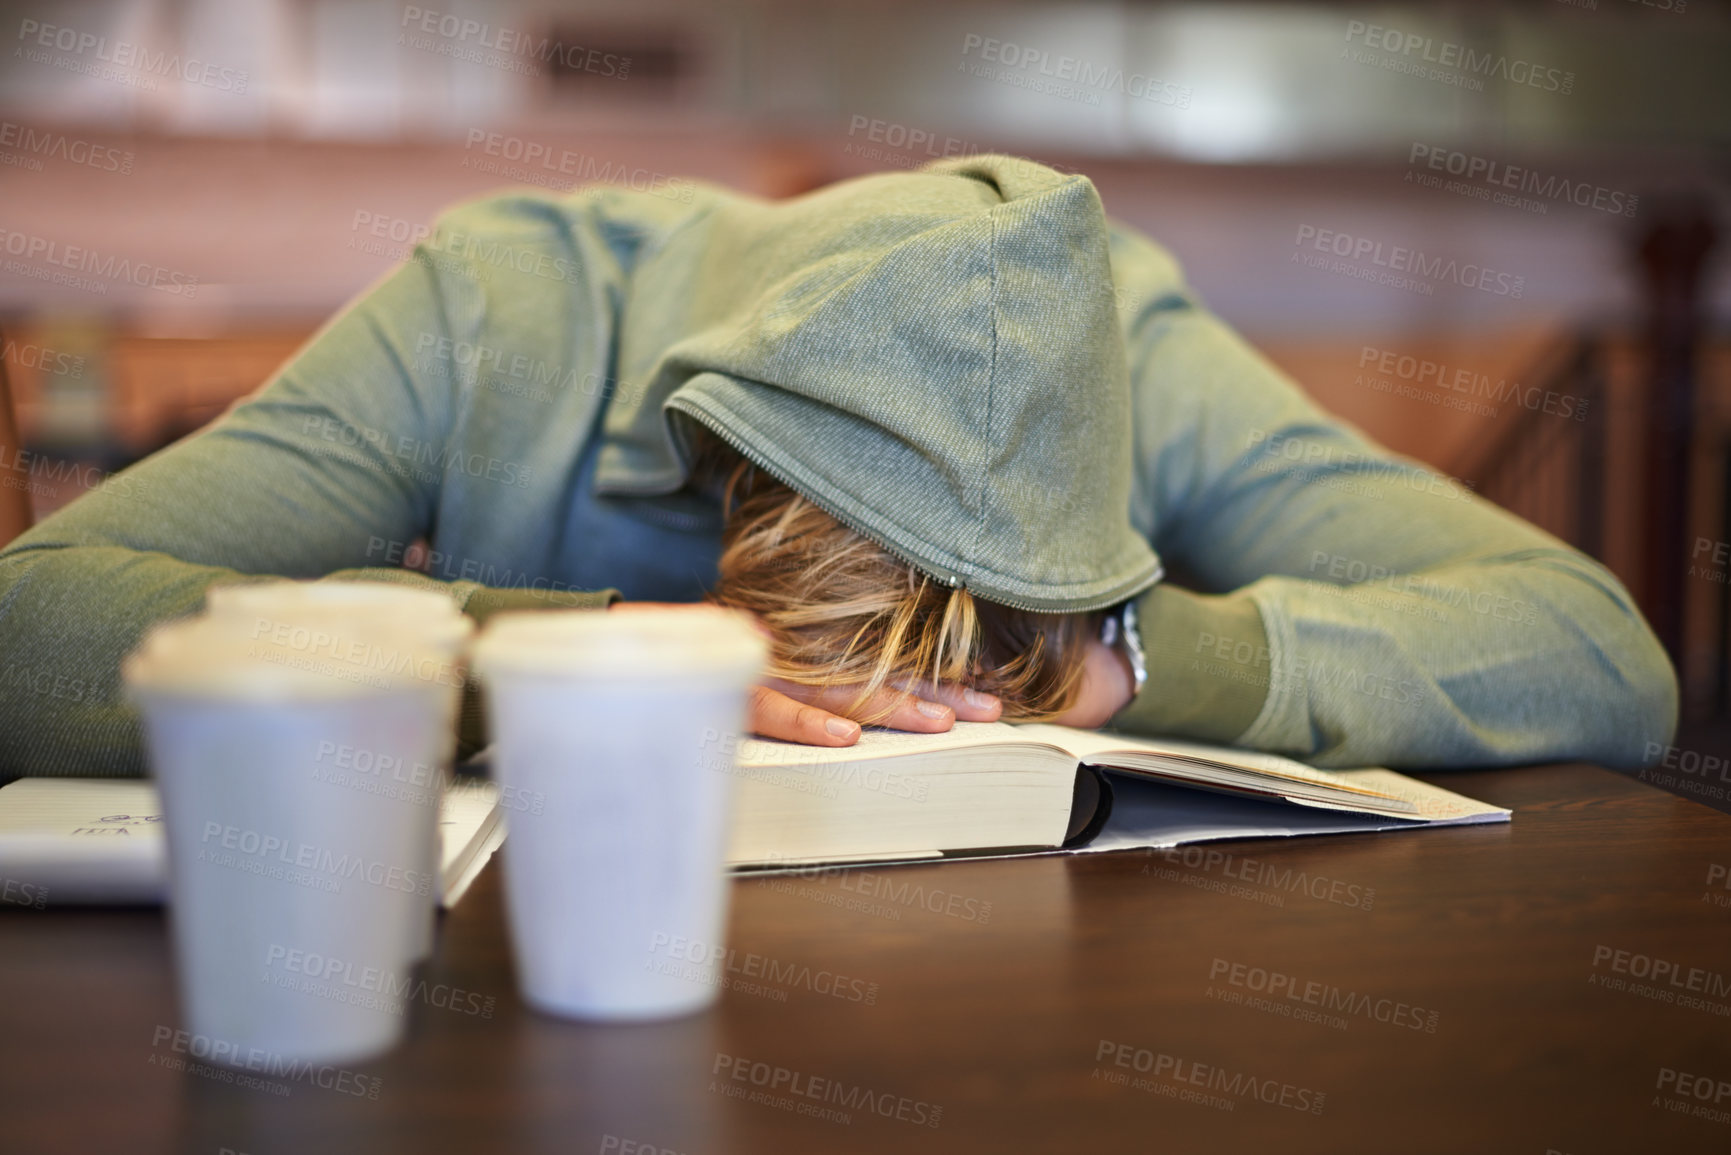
top-left (203, 580), bottom-right (472, 705)
top-left (203, 581), bottom-right (473, 962)
top-left (125, 618), bottom-right (452, 1066)
top-left (471, 607), bottom-right (766, 1021)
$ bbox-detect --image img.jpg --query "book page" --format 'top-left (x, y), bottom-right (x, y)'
top-left (1012, 723), bottom-right (1141, 761)
top-left (1013, 724), bottom-right (1404, 801)
top-left (1329, 769), bottom-right (1511, 823)
top-left (735, 719), bottom-right (1055, 769)
top-left (1084, 775), bottom-right (1420, 854)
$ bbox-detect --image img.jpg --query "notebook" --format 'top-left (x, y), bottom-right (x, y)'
top-left (0, 776), bottom-right (504, 908)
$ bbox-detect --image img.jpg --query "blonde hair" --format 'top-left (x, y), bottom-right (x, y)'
top-left (690, 430), bottom-right (1094, 724)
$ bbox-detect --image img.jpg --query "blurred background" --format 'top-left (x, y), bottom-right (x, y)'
top-left (0, 0), bottom-right (1726, 740)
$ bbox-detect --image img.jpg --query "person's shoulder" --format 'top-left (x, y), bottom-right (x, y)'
top-left (423, 181), bottom-right (725, 255)
top-left (1104, 216), bottom-right (1198, 321)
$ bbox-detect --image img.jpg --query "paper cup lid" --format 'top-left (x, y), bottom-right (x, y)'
top-left (123, 614), bottom-right (461, 702)
top-left (205, 580), bottom-right (473, 652)
top-left (471, 607), bottom-right (766, 681)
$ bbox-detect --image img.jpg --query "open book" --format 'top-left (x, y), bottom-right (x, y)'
top-left (0, 777), bottom-right (505, 908)
top-left (0, 726), bottom-right (1508, 900)
top-left (724, 721), bottom-right (1509, 868)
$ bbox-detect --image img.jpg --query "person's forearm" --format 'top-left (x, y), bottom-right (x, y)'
top-left (1108, 222), bottom-right (1675, 770)
top-left (1109, 584), bottom-right (1270, 745)
top-left (0, 534), bottom-right (620, 778)
top-left (1110, 553), bottom-right (1677, 771)
top-left (1233, 549), bottom-right (1675, 770)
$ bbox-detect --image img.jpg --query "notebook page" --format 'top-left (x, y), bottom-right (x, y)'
top-left (0, 778), bottom-right (500, 907)
top-left (436, 780), bottom-right (506, 907)
top-left (0, 778), bottom-right (163, 835)
top-left (0, 780), bottom-right (165, 903)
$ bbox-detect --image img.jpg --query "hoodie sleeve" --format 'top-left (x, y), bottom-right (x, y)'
top-left (1104, 228), bottom-right (1677, 771)
top-left (0, 243), bottom-right (615, 782)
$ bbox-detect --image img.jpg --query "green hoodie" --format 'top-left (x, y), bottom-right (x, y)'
top-left (609, 155), bottom-right (1158, 611)
top-left (0, 156), bottom-right (1676, 779)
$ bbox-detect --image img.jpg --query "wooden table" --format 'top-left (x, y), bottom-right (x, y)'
top-left (5, 764), bottom-right (1730, 1155)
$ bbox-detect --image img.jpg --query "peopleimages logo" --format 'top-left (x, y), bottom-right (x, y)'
top-left (839, 116), bottom-right (1054, 175)
top-left (1590, 944), bottom-right (1731, 1016)
top-left (1094, 1039), bottom-right (1326, 1115)
top-left (1408, 144), bottom-right (1637, 218)
top-left (646, 933), bottom-right (880, 1004)
top-left (1707, 863), bottom-right (1731, 910)
top-left (1643, 741), bottom-right (1731, 783)
top-left (398, 7), bottom-right (630, 80)
top-left (411, 330), bottom-right (645, 407)
top-left (0, 335), bottom-right (85, 378)
top-left (1145, 845), bottom-right (1376, 910)
top-left (300, 414), bottom-right (534, 490)
top-left (1, 876), bottom-right (47, 909)
top-left (1357, 345), bottom-right (1589, 422)
top-left (264, 943), bottom-right (496, 1018)
top-left (1293, 225), bottom-right (1525, 298)
top-left (16, 19), bottom-right (250, 92)
top-left (0, 449), bottom-right (148, 510)
top-left (149, 1026), bottom-right (381, 1098)
top-left (1307, 548), bottom-right (1542, 626)
top-left (1207, 958), bottom-right (1440, 1032)
top-left (459, 130), bottom-right (695, 203)
top-left (0, 121), bottom-right (133, 175)
top-left (1654, 1066), bottom-right (1731, 1127)
top-left (0, 226), bottom-right (199, 297)
top-left (1638, 740), bottom-right (1731, 805)
top-left (1244, 428), bottom-right (1479, 507)
top-left (712, 1052), bottom-right (942, 1128)
top-left (959, 34), bottom-right (1192, 108)
top-left (1342, 20), bottom-right (1575, 94)
top-left (698, 728), bottom-right (931, 803)
top-left (1192, 629), bottom-right (1429, 708)
top-left (198, 820), bottom-right (434, 897)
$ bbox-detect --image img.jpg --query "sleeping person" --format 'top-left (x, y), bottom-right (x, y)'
top-left (0, 155), bottom-right (1675, 778)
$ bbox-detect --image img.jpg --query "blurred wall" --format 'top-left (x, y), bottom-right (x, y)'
top-left (1, 0), bottom-right (1726, 698)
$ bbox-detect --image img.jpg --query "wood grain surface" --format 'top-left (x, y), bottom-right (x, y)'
top-left (3, 763), bottom-right (1729, 1155)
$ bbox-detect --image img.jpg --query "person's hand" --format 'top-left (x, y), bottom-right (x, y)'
top-left (607, 601), bottom-right (1003, 746)
top-left (1050, 636), bottom-right (1135, 730)
top-left (751, 674), bottom-right (1003, 747)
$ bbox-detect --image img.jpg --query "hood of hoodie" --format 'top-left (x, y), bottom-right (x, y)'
top-left (592, 154), bottom-right (1162, 614)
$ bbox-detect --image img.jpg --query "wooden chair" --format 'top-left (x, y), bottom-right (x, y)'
top-left (0, 331), bottom-right (34, 547)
